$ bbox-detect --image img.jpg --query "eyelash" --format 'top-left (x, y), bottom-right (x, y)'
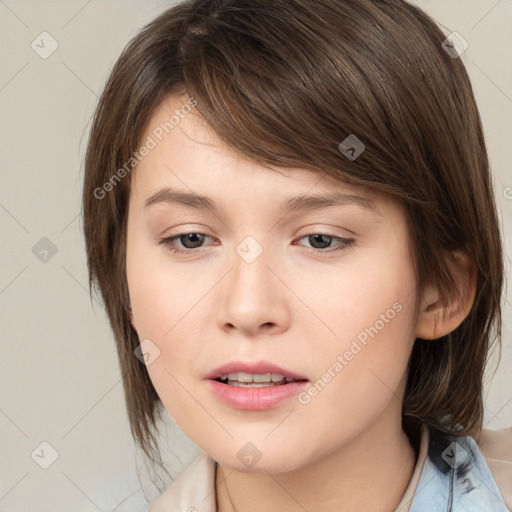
top-left (159, 232), bottom-right (354, 256)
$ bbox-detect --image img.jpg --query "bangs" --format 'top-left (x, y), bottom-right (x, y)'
top-left (173, 0), bottom-right (438, 196)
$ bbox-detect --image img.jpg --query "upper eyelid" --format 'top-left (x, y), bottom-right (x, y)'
top-left (166, 230), bottom-right (347, 240)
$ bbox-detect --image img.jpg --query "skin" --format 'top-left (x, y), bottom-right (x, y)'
top-left (127, 93), bottom-right (476, 512)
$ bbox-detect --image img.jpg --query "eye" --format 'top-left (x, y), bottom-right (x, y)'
top-left (159, 232), bottom-right (354, 256)
top-left (159, 233), bottom-right (215, 254)
top-left (294, 233), bottom-right (354, 253)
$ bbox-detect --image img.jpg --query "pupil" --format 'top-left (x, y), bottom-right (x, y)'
top-left (310, 234), bottom-right (331, 248)
top-left (182, 233), bottom-right (203, 248)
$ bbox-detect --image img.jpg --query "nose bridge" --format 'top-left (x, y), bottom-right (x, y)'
top-left (218, 235), bottom-right (287, 332)
top-left (230, 236), bottom-right (273, 304)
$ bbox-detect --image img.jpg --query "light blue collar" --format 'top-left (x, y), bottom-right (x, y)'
top-left (410, 427), bottom-right (508, 511)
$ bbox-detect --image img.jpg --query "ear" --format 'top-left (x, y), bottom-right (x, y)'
top-left (415, 251), bottom-right (476, 340)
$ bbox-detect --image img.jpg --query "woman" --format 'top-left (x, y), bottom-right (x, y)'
top-left (82, 0), bottom-right (511, 510)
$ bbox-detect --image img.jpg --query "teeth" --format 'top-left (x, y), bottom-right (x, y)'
top-left (254, 374), bottom-right (272, 383)
top-left (228, 381), bottom-right (281, 387)
top-left (220, 372), bottom-right (293, 383)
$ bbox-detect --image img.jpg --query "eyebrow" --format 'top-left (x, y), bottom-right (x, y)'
top-left (144, 187), bottom-right (381, 216)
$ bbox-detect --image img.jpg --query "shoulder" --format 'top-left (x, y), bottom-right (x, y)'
top-left (475, 426), bottom-right (512, 511)
top-left (411, 425), bottom-right (511, 511)
top-left (148, 451), bottom-right (217, 512)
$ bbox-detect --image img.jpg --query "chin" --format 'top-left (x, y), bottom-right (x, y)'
top-left (206, 439), bottom-right (317, 475)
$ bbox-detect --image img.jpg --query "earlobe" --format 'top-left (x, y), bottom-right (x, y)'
top-left (414, 251), bottom-right (476, 340)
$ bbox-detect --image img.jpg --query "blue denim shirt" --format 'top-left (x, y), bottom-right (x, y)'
top-left (409, 427), bottom-right (509, 511)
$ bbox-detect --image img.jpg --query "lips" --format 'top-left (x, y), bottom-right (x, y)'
top-left (204, 360), bottom-right (308, 382)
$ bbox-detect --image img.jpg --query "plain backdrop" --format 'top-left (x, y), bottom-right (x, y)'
top-left (1, 1), bottom-right (511, 511)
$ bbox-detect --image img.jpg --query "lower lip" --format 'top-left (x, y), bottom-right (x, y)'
top-left (206, 379), bottom-right (309, 410)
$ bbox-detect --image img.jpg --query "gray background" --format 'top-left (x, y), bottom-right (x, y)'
top-left (1, 1), bottom-right (511, 510)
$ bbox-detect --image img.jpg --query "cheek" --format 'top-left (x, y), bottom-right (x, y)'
top-left (128, 278), bottom-right (208, 430)
top-left (127, 235), bottom-right (198, 339)
top-left (294, 246), bottom-right (417, 350)
top-left (128, 269), bottom-right (205, 379)
top-left (293, 248), bottom-right (417, 410)
top-left (126, 241), bottom-right (215, 415)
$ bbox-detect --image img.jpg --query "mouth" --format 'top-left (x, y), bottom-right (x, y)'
top-left (205, 361), bottom-right (309, 387)
top-left (205, 361), bottom-right (309, 410)
top-left (213, 372), bottom-right (308, 387)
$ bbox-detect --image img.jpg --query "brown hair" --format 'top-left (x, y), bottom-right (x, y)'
top-left (82, 0), bottom-right (504, 474)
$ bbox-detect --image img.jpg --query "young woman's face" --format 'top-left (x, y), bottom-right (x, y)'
top-left (126, 93), bottom-right (420, 473)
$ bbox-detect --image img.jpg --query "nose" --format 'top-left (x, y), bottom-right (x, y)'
top-left (217, 246), bottom-right (290, 336)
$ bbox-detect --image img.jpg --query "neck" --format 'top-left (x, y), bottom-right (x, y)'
top-left (215, 412), bottom-right (418, 512)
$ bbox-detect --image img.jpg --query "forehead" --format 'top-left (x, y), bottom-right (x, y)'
top-left (130, 93), bottom-right (389, 214)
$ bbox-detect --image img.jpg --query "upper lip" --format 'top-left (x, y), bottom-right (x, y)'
top-left (205, 361), bottom-right (308, 381)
